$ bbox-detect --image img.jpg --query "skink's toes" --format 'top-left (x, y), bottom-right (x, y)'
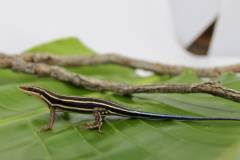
top-left (40, 126), bottom-right (52, 132)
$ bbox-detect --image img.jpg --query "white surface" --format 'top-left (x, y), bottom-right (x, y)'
top-left (0, 0), bottom-right (239, 67)
top-left (0, 0), bottom-right (173, 56)
top-left (210, 0), bottom-right (240, 57)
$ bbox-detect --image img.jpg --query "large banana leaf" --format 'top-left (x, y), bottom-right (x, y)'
top-left (1, 37), bottom-right (240, 160)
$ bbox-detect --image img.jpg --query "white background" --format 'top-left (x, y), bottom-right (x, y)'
top-left (0, 0), bottom-right (239, 67)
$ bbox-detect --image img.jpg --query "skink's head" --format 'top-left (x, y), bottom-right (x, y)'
top-left (19, 85), bottom-right (45, 97)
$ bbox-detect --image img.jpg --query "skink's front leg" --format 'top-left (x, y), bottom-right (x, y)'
top-left (85, 108), bottom-right (108, 133)
top-left (40, 107), bottom-right (56, 132)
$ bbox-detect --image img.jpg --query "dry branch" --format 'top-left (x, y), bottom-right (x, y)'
top-left (1, 53), bottom-right (240, 103)
top-left (20, 53), bottom-right (240, 77)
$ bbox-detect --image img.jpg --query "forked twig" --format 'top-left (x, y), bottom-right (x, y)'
top-left (1, 53), bottom-right (240, 103)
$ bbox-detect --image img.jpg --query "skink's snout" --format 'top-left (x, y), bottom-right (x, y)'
top-left (19, 85), bottom-right (42, 96)
top-left (19, 85), bottom-right (30, 91)
top-left (19, 85), bottom-right (34, 96)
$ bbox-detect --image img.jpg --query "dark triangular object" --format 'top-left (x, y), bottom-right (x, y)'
top-left (187, 19), bottom-right (217, 55)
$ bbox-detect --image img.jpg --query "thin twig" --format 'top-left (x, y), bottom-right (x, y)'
top-left (19, 53), bottom-right (240, 77)
top-left (1, 53), bottom-right (240, 103)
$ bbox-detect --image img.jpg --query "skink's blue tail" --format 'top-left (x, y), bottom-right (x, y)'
top-left (126, 110), bottom-right (240, 121)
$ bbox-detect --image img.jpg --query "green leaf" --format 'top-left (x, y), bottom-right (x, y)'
top-left (25, 37), bottom-right (94, 55)
top-left (1, 38), bottom-right (240, 160)
top-left (218, 73), bottom-right (240, 90)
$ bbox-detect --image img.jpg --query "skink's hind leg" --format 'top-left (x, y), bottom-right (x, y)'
top-left (85, 108), bottom-right (108, 133)
top-left (40, 107), bottom-right (56, 132)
